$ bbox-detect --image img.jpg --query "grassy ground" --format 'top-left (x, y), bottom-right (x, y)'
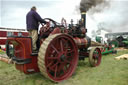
top-left (0, 50), bottom-right (128, 85)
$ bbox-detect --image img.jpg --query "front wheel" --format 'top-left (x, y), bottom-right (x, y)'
top-left (89, 47), bottom-right (102, 67)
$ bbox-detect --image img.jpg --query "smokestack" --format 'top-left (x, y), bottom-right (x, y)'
top-left (81, 12), bottom-right (86, 28)
top-left (79, 0), bottom-right (109, 33)
top-left (80, 0), bottom-right (105, 29)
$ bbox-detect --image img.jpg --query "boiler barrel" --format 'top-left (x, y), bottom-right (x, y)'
top-left (73, 36), bottom-right (91, 49)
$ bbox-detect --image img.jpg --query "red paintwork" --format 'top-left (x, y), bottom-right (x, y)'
top-left (100, 44), bottom-right (112, 53)
top-left (7, 37), bottom-right (39, 74)
top-left (0, 39), bottom-right (6, 45)
top-left (44, 34), bottom-right (78, 82)
top-left (0, 31), bottom-right (29, 45)
top-left (50, 27), bottom-right (61, 35)
top-left (13, 32), bottom-right (29, 36)
top-left (0, 31), bottom-right (7, 45)
top-left (22, 32), bottom-right (29, 36)
top-left (73, 37), bottom-right (88, 48)
top-left (13, 32), bottom-right (18, 36)
top-left (0, 31), bottom-right (7, 37)
top-left (93, 48), bottom-right (102, 66)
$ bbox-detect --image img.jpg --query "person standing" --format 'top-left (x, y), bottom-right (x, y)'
top-left (26, 6), bottom-right (46, 52)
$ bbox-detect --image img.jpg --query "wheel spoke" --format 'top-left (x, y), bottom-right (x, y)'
top-left (67, 49), bottom-right (74, 53)
top-left (51, 44), bottom-right (59, 54)
top-left (59, 62), bottom-right (68, 70)
top-left (65, 64), bottom-right (68, 70)
top-left (58, 62), bottom-right (64, 71)
top-left (93, 52), bottom-right (98, 59)
top-left (62, 63), bottom-right (69, 74)
top-left (91, 48), bottom-right (101, 66)
top-left (94, 52), bottom-right (99, 59)
top-left (65, 50), bottom-right (74, 59)
top-left (60, 40), bottom-right (64, 52)
top-left (47, 61), bottom-right (54, 68)
top-left (47, 57), bottom-right (58, 60)
top-left (51, 61), bottom-right (59, 69)
top-left (62, 67), bottom-right (66, 73)
top-left (65, 59), bottom-right (71, 64)
top-left (60, 38), bottom-right (69, 52)
top-left (61, 38), bottom-right (68, 44)
top-left (54, 66), bottom-right (58, 78)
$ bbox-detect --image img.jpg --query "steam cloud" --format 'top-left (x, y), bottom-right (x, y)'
top-left (80, 0), bottom-right (107, 12)
top-left (103, 0), bottom-right (128, 32)
top-left (79, 0), bottom-right (128, 35)
top-left (94, 0), bottom-right (128, 33)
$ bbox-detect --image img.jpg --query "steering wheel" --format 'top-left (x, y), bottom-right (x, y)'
top-left (61, 18), bottom-right (67, 28)
top-left (41, 18), bottom-right (58, 32)
top-left (41, 21), bottom-right (50, 32)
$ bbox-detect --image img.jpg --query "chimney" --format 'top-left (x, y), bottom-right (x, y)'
top-left (81, 12), bottom-right (86, 28)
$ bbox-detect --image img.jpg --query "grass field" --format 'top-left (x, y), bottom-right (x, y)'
top-left (0, 50), bottom-right (128, 85)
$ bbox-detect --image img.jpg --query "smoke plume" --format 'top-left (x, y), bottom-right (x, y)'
top-left (80, 0), bottom-right (107, 12)
top-left (79, 0), bottom-right (128, 37)
top-left (95, 0), bottom-right (128, 33)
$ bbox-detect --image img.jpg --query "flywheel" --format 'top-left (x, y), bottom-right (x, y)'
top-left (89, 47), bottom-right (102, 67)
top-left (38, 34), bottom-right (78, 82)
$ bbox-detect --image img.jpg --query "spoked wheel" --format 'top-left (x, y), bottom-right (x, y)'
top-left (38, 34), bottom-right (78, 82)
top-left (89, 47), bottom-right (102, 67)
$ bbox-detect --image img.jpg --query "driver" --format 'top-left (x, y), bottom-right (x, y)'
top-left (26, 6), bottom-right (47, 52)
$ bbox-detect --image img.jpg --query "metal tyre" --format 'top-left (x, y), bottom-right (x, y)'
top-left (89, 47), bottom-right (102, 67)
top-left (38, 34), bottom-right (78, 82)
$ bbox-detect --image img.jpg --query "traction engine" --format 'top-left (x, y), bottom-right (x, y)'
top-left (6, 13), bottom-right (102, 82)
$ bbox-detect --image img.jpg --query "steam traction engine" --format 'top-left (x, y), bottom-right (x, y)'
top-left (6, 13), bottom-right (102, 82)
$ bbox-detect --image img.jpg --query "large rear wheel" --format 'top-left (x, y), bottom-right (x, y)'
top-left (38, 34), bottom-right (78, 82)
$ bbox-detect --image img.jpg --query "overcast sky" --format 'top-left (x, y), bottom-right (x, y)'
top-left (91, 0), bottom-right (128, 33)
top-left (1, 0), bottom-right (128, 37)
top-left (0, 0), bottom-right (80, 28)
